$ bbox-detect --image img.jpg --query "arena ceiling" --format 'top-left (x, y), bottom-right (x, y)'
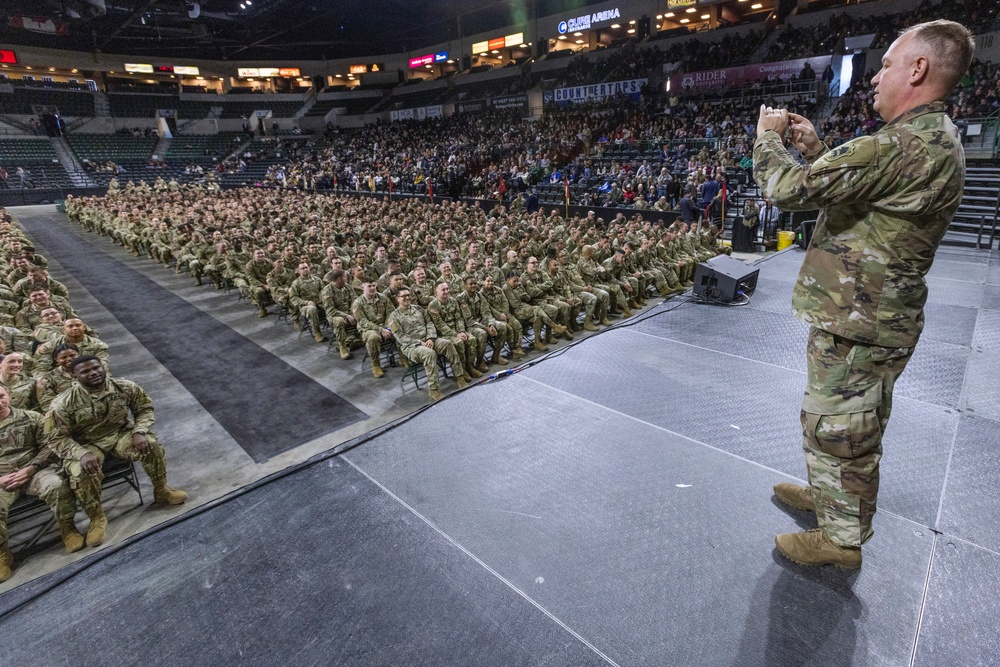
top-left (1, 0), bottom-right (612, 61)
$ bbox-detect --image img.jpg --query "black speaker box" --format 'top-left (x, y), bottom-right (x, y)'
top-left (693, 255), bottom-right (760, 302)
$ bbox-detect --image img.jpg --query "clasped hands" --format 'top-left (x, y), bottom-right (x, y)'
top-left (757, 104), bottom-right (823, 157)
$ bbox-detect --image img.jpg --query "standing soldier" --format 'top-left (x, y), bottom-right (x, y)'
top-left (756, 20), bottom-right (973, 568)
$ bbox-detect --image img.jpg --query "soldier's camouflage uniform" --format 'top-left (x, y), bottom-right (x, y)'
top-left (387, 305), bottom-right (461, 391)
top-left (753, 101), bottom-right (964, 547)
top-left (0, 408), bottom-right (76, 548)
top-left (45, 378), bottom-right (172, 518)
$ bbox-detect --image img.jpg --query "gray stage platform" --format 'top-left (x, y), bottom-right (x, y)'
top-left (1, 246), bottom-right (997, 666)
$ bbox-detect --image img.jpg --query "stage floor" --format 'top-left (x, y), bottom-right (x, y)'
top-left (1, 207), bottom-right (997, 666)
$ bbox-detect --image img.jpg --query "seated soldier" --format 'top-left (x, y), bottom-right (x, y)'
top-left (12, 264), bottom-right (69, 306)
top-left (320, 269), bottom-right (358, 360)
top-left (1, 384), bottom-right (84, 583)
top-left (15, 287), bottom-right (76, 333)
top-left (0, 353), bottom-right (36, 411)
top-left (33, 318), bottom-right (109, 376)
top-left (30, 308), bottom-right (64, 349)
top-left (387, 288), bottom-right (467, 402)
top-left (35, 343), bottom-right (79, 412)
top-left (45, 356), bottom-right (187, 548)
top-left (244, 248), bottom-right (274, 318)
top-left (289, 262), bottom-right (327, 343)
top-left (352, 279), bottom-right (394, 378)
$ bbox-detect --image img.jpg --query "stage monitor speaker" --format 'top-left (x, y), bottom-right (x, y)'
top-left (797, 219), bottom-right (816, 249)
top-left (693, 255), bottom-right (759, 302)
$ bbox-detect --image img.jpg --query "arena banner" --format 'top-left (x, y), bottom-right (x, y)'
top-left (456, 100), bottom-right (487, 114)
top-left (390, 105), bottom-right (443, 122)
top-left (551, 78), bottom-right (647, 105)
top-left (488, 94), bottom-right (528, 112)
top-left (669, 55), bottom-right (831, 92)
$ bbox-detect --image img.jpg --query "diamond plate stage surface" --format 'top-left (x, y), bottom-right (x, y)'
top-left (1, 247), bottom-right (997, 666)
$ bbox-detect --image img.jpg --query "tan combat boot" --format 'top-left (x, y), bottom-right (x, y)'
top-left (372, 361), bottom-right (384, 379)
top-left (511, 346), bottom-right (525, 359)
top-left (582, 314), bottom-right (598, 331)
top-left (455, 376), bottom-right (469, 389)
top-left (313, 330), bottom-right (326, 343)
top-left (773, 483), bottom-right (815, 512)
top-left (292, 317), bottom-right (303, 332)
top-left (562, 327), bottom-right (574, 341)
top-left (257, 306), bottom-right (268, 318)
top-left (428, 388), bottom-right (444, 401)
top-left (0, 543), bottom-right (12, 583)
top-left (552, 323), bottom-right (568, 336)
top-left (153, 480), bottom-right (188, 505)
top-left (475, 356), bottom-right (489, 374)
top-left (59, 520), bottom-right (86, 553)
top-left (775, 529), bottom-right (862, 569)
top-left (85, 509), bottom-right (108, 547)
top-left (338, 342), bottom-right (352, 360)
top-left (621, 307), bottom-right (634, 318)
top-left (534, 338), bottom-right (548, 352)
top-left (491, 349), bottom-right (509, 365)
top-left (466, 363), bottom-right (482, 379)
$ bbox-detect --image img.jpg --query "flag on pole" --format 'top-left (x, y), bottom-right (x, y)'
top-left (427, 179), bottom-right (433, 199)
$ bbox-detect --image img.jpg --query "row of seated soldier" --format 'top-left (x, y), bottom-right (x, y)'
top-left (0, 209), bottom-right (187, 583)
top-left (63, 185), bottom-right (730, 397)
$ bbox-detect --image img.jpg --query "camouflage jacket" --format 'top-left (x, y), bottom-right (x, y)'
top-left (0, 407), bottom-right (56, 475)
top-left (456, 290), bottom-right (497, 330)
top-left (753, 102), bottom-right (964, 346)
top-left (45, 377), bottom-right (156, 460)
top-left (427, 297), bottom-right (467, 337)
top-left (352, 293), bottom-right (393, 333)
top-left (289, 275), bottom-right (324, 310)
top-left (388, 305), bottom-right (437, 353)
top-left (320, 283), bottom-right (357, 319)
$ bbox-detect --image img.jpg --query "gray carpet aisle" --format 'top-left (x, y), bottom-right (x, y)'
top-left (17, 210), bottom-right (367, 462)
top-left (0, 238), bottom-right (997, 666)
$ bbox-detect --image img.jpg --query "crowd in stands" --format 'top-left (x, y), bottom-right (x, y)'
top-left (0, 207), bottom-right (187, 582)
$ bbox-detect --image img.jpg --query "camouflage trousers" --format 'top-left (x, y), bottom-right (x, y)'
top-left (0, 469), bottom-right (77, 545)
top-left (801, 327), bottom-right (913, 547)
top-left (401, 339), bottom-right (461, 391)
top-left (63, 431), bottom-right (169, 515)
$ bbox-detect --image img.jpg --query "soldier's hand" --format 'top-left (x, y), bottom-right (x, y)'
top-left (380, 328), bottom-right (392, 340)
top-left (757, 104), bottom-right (789, 138)
top-left (80, 452), bottom-right (102, 475)
top-left (0, 469), bottom-right (31, 491)
top-left (422, 340), bottom-right (435, 348)
top-left (132, 432), bottom-right (151, 455)
top-left (307, 301), bottom-right (315, 308)
top-left (458, 332), bottom-right (468, 342)
top-left (347, 315), bottom-right (356, 325)
top-left (788, 112), bottom-right (823, 157)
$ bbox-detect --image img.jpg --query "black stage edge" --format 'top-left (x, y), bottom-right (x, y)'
top-left (18, 211), bottom-right (367, 463)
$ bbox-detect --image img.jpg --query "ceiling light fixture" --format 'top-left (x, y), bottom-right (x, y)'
top-left (686, 7), bottom-right (696, 12)
top-left (701, 14), bottom-right (710, 19)
top-left (558, 35), bottom-right (566, 40)
top-left (610, 23), bottom-right (620, 28)
top-left (574, 32), bottom-right (583, 36)
top-left (629, 20), bottom-right (636, 24)
top-left (679, 18), bottom-right (689, 23)
top-left (627, 28), bottom-right (635, 33)
top-left (656, 14), bottom-right (662, 19)
top-left (665, 12), bottom-right (674, 17)
top-left (751, 2), bottom-right (762, 7)
top-left (575, 39), bottom-right (584, 44)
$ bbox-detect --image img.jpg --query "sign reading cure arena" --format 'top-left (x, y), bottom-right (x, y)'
top-left (558, 7), bottom-right (620, 34)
